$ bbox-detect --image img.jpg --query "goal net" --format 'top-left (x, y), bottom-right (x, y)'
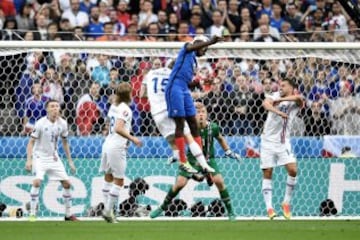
top-left (0, 41), bottom-right (359, 219)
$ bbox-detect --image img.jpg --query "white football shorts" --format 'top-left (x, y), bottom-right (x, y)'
top-left (99, 144), bottom-right (127, 179)
top-left (260, 140), bottom-right (297, 169)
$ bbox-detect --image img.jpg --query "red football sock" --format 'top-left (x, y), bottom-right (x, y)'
top-left (175, 137), bottom-right (186, 164)
top-left (194, 136), bottom-right (203, 150)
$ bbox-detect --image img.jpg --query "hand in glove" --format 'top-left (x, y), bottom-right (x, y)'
top-left (225, 149), bottom-right (242, 162)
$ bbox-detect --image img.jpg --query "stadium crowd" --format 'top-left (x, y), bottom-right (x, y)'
top-left (0, 0), bottom-right (360, 136)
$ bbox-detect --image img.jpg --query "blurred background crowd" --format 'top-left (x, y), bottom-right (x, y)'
top-left (0, 0), bottom-right (360, 137)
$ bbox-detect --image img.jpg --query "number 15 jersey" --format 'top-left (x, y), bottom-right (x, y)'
top-left (143, 67), bottom-right (172, 116)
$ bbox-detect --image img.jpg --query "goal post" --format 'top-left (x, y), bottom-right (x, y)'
top-left (0, 41), bottom-right (359, 219)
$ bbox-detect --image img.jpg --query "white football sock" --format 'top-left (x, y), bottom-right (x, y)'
top-left (262, 179), bottom-right (273, 210)
top-left (188, 142), bottom-right (208, 168)
top-left (102, 181), bottom-right (112, 205)
top-left (105, 184), bottom-right (122, 216)
top-left (63, 188), bottom-right (72, 217)
top-left (283, 175), bottom-right (297, 204)
top-left (30, 186), bottom-right (40, 216)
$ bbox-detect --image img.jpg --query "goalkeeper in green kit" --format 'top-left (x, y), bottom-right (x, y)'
top-left (150, 102), bottom-right (241, 220)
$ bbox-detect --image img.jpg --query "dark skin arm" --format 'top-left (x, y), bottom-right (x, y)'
top-left (185, 36), bottom-right (223, 52)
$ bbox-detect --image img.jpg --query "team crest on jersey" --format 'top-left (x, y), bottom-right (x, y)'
top-left (123, 110), bottom-right (129, 117)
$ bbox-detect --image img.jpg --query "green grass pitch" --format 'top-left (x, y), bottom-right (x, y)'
top-left (1, 220), bottom-right (360, 240)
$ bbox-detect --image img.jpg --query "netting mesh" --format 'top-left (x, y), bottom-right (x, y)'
top-left (0, 43), bottom-right (359, 218)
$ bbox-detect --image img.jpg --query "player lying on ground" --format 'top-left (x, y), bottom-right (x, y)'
top-left (25, 99), bottom-right (78, 221)
top-left (150, 102), bottom-right (241, 220)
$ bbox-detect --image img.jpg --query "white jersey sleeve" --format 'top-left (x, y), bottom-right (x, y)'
top-left (105, 103), bottom-right (133, 148)
top-left (145, 68), bottom-right (172, 116)
top-left (261, 92), bottom-right (300, 144)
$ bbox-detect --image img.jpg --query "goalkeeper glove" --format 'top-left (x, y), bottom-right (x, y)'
top-left (225, 149), bottom-right (242, 162)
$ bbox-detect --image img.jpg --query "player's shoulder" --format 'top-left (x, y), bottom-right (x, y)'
top-left (118, 102), bottom-right (131, 112)
top-left (57, 117), bottom-right (68, 126)
top-left (35, 117), bottom-right (47, 125)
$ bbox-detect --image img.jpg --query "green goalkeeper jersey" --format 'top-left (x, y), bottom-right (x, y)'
top-left (187, 122), bottom-right (220, 166)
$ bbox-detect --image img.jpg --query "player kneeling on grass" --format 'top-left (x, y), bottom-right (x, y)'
top-left (100, 82), bottom-right (142, 223)
top-left (150, 102), bottom-right (241, 220)
top-left (25, 99), bottom-right (78, 221)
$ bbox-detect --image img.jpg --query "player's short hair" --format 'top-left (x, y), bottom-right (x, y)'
top-left (115, 82), bottom-right (132, 104)
top-left (282, 77), bottom-right (298, 88)
top-left (45, 99), bottom-right (59, 108)
top-left (192, 35), bottom-right (209, 44)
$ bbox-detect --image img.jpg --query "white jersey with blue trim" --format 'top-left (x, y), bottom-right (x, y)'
top-left (143, 67), bottom-right (172, 116)
top-left (105, 103), bottom-right (132, 148)
top-left (261, 92), bottom-right (299, 144)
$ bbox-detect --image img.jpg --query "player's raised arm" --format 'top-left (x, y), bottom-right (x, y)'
top-left (186, 35), bottom-right (224, 52)
top-left (273, 94), bottom-right (304, 107)
top-left (263, 98), bottom-right (288, 119)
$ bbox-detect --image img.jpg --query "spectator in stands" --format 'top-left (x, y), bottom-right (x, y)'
top-left (303, 101), bottom-right (331, 136)
top-left (177, 21), bottom-right (193, 42)
top-left (308, 70), bottom-right (329, 101)
top-left (16, 3), bottom-right (35, 31)
top-left (46, 22), bottom-right (59, 40)
top-left (302, 6), bottom-right (326, 33)
top-left (270, 2), bottom-right (285, 32)
top-left (217, 0), bottom-right (236, 35)
top-left (145, 22), bottom-right (163, 41)
top-left (73, 26), bottom-right (86, 40)
top-left (37, 2), bottom-right (62, 24)
top-left (91, 54), bottom-right (110, 87)
top-left (280, 21), bottom-right (299, 42)
top-left (240, 7), bottom-right (255, 32)
top-left (254, 13), bottom-right (280, 40)
top-left (105, 67), bottom-right (121, 97)
top-left (109, 9), bottom-right (126, 37)
top-left (202, 76), bottom-right (236, 135)
top-left (168, 12), bottom-right (179, 30)
top-left (22, 82), bottom-right (50, 135)
top-left (255, 24), bottom-right (279, 42)
top-left (165, 0), bottom-right (190, 21)
top-left (98, 0), bottom-right (111, 24)
top-left (122, 22), bottom-right (140, 41)
top-left (256, 0), bottom-right (273, 19)
top-left (61, 0), bottom-right (89, 28)
top-left (165, 26), bottom-right (178, 41)
top-left (206, 9), bottom-right (229, 38)
top-left (58, 18), bottom-right (73, 40)
top-left (328, 1), bottom-right (349, 36)
top-left (76, 82), bottom-right (108, 136)
top-left (262, 78), bottom-right (273, 98)
top-left (323, 80), bottom-right (360, 135)
top-left (138, 0), bottom-right (158, 30)
top-left (157, 10), bottom-right (169, 35)
top-left (284, 3), bottom-right (303, 33)
top-left (86, 6), bottom-right (104, 39)
top-left (233, 75), bottom-right (263, 135)
top-left (189, 13), bottom-right (201, 36)
top-left (80, 0), bottom-right (96, 14)
top-left (347, 20), bottom-right (360, 42)
top-left (23, 30), bottom-right (34, 40)
top-left (117, 0), bottom-right (131, 27)
top-left (198, 1), bottom-right (216, 30)
top-left (97, 21), bottom-right (120, 41)
top-left (235, 24), bottom-right (251, 42)
top-left (1, 17), bottom-right (20, 40)
top-left (42, 66), bottom-right (64, 105)
top-left (226, 0), bottom-right (241, 35)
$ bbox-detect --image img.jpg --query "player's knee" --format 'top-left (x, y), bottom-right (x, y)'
top-left (214, 179), bottom-right (225, 191)
top-left (61, 181), bottom-right (71, 189)
top-left (288, 168), bottom-right (297, 177)
top-left (33, 180), bottom-right (41, 188)
top-left (262, 169), bottom-right (273, 179)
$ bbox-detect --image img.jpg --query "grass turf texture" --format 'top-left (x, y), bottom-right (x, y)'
top-left (1, 220), bottom-right (359, 240)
